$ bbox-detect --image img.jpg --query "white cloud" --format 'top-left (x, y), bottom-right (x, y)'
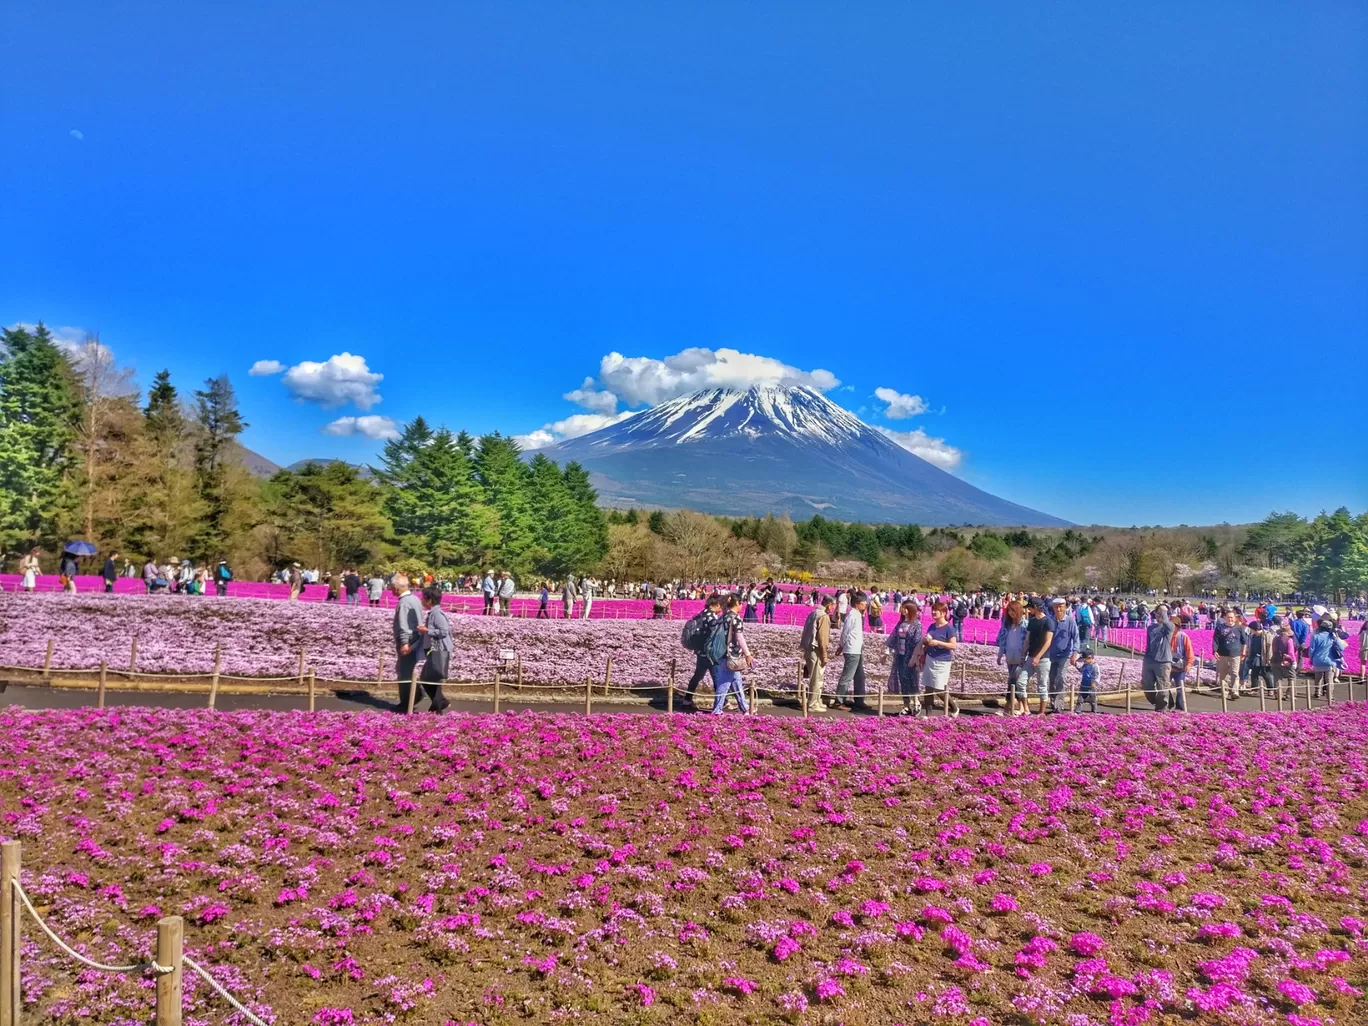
top-left (249, 359), bottom-right (285, 376)
top-left (69, 129), bottom-right (83, 141)
top-left (281, 352), bottom-right (383, 409)
top-left (516, 410), bottom-right (637, 450)
top-left (874, 386), bottom-right (928, 419)
top-left (322, 415), bottom-right (401, 440)
top-left (563, 378), bottom-right (619, 415)
top-left (875, 426), bottom-right (963, 470)
top-left (596, 347), bottom-right (840, 407)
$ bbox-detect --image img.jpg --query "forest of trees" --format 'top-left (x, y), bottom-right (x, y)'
top-left (0, 324), bottom-right (606, 581)
top-left (4, 322), bottom-right (1365, 597)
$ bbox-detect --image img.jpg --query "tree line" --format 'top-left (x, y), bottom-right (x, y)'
top-left (0, 324), bottom-right (606, 581)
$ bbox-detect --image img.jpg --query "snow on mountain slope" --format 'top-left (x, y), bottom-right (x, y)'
top-left (542, 385), bottom-right (1068, 526)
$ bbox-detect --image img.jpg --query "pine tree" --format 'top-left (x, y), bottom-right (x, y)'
top-left (191, 374), bottom-right (250, 562)
top-left (474, 434), bottom-right (537, 577)
top-left (127, 369), bottom-right (203, 562)
top-left (0, 323), bottom-right (81, 552)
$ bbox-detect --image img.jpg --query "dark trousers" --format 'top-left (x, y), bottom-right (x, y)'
top-left (537, 602), bottom-right (549, 618)
top-left (395, 649), bottom-right (420, 712)
top-left (686, 654), bottom-right (711, 697)
top-left (1078, 623), bottom-right (1091, 643)
top-left (418, 659), bottom-right (449, 711)
top-left (483, 595), bottom-right (494, 614)
top-left (104, 581), bottom-right (114, 593)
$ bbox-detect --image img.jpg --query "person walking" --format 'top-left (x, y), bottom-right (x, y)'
top-left (391, 573), bottom-right (424, 713)
top-left (709, 594), bottom-right (752, 714)
top-left (1308, 616), bottom-right (1346, 700)
top-left (342, 568), bottom-right (361, 606)
top-left (214, 559), bottom-right (233, 597)
top-left (288, 562), bottom-right (303, 601)
top-left (481, 571), bottom-right (496, 615)
top-left (1168, 617), bottom-right (1194, 711)
top-left (413, 585), bottom-right (452, 714)
top-left (1291, 608), bottom-right (1314, 670)
top-left (1075, 598), bottom-right (1094, 644)
top-left (1272, 620), bottom-right (1298, 699)
top-left (681, 593), bottom-right (723, 710)
top-left (763, 579), bottom-right (778, 625)
top-left (498, 571), bottom-right (516, 617)
top-left (537, 581), bottom-right (550, 619)
top-left (562, 575), bottom-right (578, 619)
top-left (102, 552), bottom-right (119, 593)
top-left (58, 549), bottom-right (78, 593)
top-left (833, 592), bottom-right (869, 711)
top-left (1074, 650), bottom-right (1099, 713)
top-left (367, 572), bottom-right (384, 607)
top-left (1047, 597), bottom-right (1079, 713)
top-left (1244, 619), bottom-right (1274, 697)
top-left (886, 598), bottom-right (924, 716)
top-left (995, 599), bottom-right (1029, 716)
top-left (952, 596), bottom-right (969, 642)
top-left (800, 596), bottom-right (835, 714)
top-left (1141, 605), bottom-right (1176, 710)
top-left (18, 548), bottom-right (40, 592)
top-left (1213, 609), bottom-right (1247, 701)
top-left (919, 600), bottom-right (960, 716)
top-left (1024, 599), bottom-right (1054, 714)
top-left (580, 576), bottom-right (595, 619)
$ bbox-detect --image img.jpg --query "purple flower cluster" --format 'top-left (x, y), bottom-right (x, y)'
top-left (1, 703), bottom-right (1365, 1023)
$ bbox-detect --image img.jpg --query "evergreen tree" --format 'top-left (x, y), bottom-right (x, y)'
top-left (191, 374), bottom-right (249, 561)
top-left (127, 369), bottom-right (203, 562)
top-left (261, 462), bottom-right (393, 571)
top-left (473, 433), bottom-right (537, 577)
top-left (0, 323), bottom-right (81, 551)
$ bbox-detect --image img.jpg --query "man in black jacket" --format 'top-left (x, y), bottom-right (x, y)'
top-left (102, 552), bottom-right (119, 593)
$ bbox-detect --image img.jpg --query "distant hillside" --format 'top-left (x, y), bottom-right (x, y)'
top-left (233, 443), bottom-right (281, 477)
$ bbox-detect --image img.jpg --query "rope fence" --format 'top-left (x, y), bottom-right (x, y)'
top-left (3, 633), bottom-right (1362, 719)
top-left (0, 841), bottom-right (268, 1026)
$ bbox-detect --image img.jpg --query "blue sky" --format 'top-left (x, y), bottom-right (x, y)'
top-left (3, 2), bottom-right (1365, 526)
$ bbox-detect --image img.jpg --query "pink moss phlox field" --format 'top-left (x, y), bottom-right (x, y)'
top-left (2, 705), bottom-right (1367, 1024)
top-left (0, 594), bottom-right (1139, 694)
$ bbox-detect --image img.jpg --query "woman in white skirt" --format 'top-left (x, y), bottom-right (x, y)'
top-left (919, 600), bottom-right (960, 717)
top-left (19, 547), bottom-right (40, 592)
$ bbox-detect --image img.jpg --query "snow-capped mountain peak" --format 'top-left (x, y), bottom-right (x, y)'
top-left (592, 385), bottom-right (880, 449)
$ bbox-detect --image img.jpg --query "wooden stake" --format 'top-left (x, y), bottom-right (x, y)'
top-left (1292, 665), bottom-right (1299, 711)
top-left (1327, 672), bottom-right (1334, 707)
top-left (42, 638), bottom-right (54, 678)
top-left (603, 657), bottom-right (612, 697)
top-left (1259, 683), bottom-right (1267, 713)
top-left (297, 647), bottom-right (306, 689)
top-left (208, 646), bottom-right (221, 710)
top-left (748, 674), bottom-right (757, 713)
top-left (97, 660), bottom-right (107, 710)
top-left (376, 653), bottom-right (384, 689)
top-left (494, 666), bottom-right (502, 714)
top-left (155, 916), bottom-right (183, 1026)
top-left (406, 665), bottom-right (418, 714)
top-left (308, 670), bottom-right (316, 713)
top-left (1277, 680), bottom-right (1285, 714)
top-left (516, 653), bottom-right (523, 688)
top-left (129, 637), bottom-right (139, 673)
top-left (1, 841), bottom-right (20, 1026)
top-left (878, 673), bottom-right (884, 717)
top-left (1220, 683), bottom-right (1228, 714)
top-left (584, 675), bottom-right (592, 716)
top-left (668, 659), bottom-right (675, 715)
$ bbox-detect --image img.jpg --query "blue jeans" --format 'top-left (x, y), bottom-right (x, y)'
top-left (710, 664), bottom-right (749, 714)
top-left (346, 591), bottom-right (359, 606)
top-left (1171, 671), bottom-right (1187, 711)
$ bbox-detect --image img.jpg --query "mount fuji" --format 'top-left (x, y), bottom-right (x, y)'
top-left (539, 386), bottom-right (1067, 526)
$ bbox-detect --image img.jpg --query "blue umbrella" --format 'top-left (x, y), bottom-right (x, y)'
top-left (64, 540), bottom-right (98, 556)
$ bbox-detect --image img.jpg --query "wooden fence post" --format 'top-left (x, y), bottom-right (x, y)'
top-left (494, 666), bottom-right (502, 714)
top-left (603, 657), bottom-right (612, 697)
top-left (584, 676), bottom-right (592, 716)
top-left (208, 646), bottom-right (222, 710)
top-left (1220, 684), bottom-right (1228, 714)
top-left (376, 654), bottom-right (384, 690)
top-left (155, 916), bottom-right (183, 1026)
top-left (297, 647), bottom-right (307, 689)
top-left (748, 674), bottom-right (757, 713)
top-left (129, 637), bottom-right (139, 673)
top-left (668, 659), bottom-right (675, 715)
top-left (516, 654), bottom-right (523, 688)
top-left (97, 660), bottom-right (107, 710)
top-left (1, 840), bottom-right (20, 1026)
top-left (308, 670), bottom-right (316, 713)
top-left (42, 638), bottom-right (54, 679)
top-left (406, 666), bottom-right (418, 715)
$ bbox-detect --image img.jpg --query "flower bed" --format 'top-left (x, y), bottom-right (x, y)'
top-left (2, 705), bottom-right (1366, 1024)
top-left (0, 594), bottom-right (1135, 695)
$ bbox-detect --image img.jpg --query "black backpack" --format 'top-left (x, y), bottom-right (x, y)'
top-left (681, 611), bottom-right (712, 653)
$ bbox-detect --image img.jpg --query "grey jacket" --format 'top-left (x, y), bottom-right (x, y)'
top-left (393, 591), bottom-right (423, 649)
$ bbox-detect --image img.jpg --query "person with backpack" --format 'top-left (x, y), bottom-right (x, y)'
top-left (707, 594), bottom-right (752, 715)
top-left (799, 596), bottom-right (834, 713)
top-left (867, 592), bottom-right (884, 634)
top-left (214, 559), bottom-right (233, 598)
top-left (952, 597), bottom-right (969, 642)
top-left (680, 594), bottom-right (723, 710)
top-left (1075, 598), bottom-right (1094, 644)
top-left (1308, 616), bottom-right (1346, 700)
top-left (1291, 609), bottom-right (1314, 670)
